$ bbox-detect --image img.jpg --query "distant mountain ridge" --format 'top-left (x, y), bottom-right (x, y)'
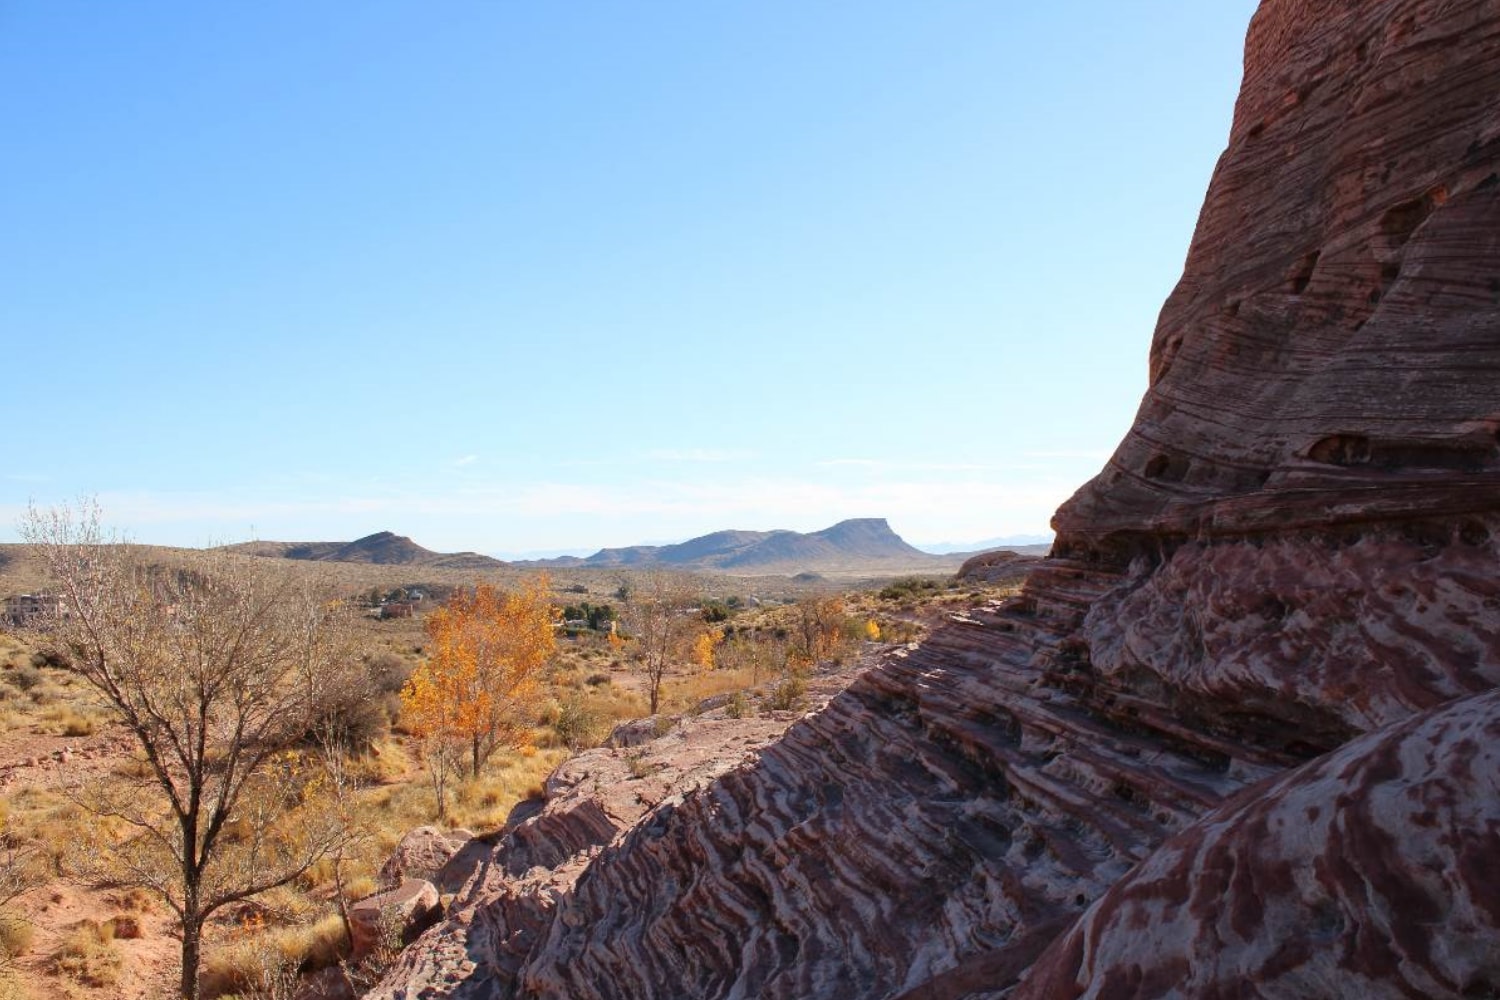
top-left (524, 518), bottom-right (950, 573)
top-left (223, 531), bottom-right (505, 571)
top-left (222, 520), bottom-right (1030, 577)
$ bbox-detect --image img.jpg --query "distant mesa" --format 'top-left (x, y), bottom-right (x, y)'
top-left (222, 531), bottom-right (506, 571)
top-left (523, 518), bottom-right (971, 574)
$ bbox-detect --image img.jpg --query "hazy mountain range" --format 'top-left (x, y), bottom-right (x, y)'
top-left (519, 518), bottom-right (953, 572)
top-left (222, 519), bottom-right (1049, 575)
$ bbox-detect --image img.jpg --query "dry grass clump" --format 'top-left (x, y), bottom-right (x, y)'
top-left (3, 790), bottom-right (83, 876)
top-left (443, 750), bottom-right (562, 831)
top-left (662, 666), bottom-right (756, 715)
top-left (0, 637), bottom-right (112, 737)
top-left (0, 916), bottom-right (33, 960)
top-left (51, 919), bottom-right (123, 989)
top-left (345, 738), bottom-right (414, 787)
top-left (200, 911), bottom-right (347, 999)
top-left (36, 705), bottom-right (94, 737)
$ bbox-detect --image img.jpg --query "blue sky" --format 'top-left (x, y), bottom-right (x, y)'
top-left (1, 1), bottom-right (1257, 556)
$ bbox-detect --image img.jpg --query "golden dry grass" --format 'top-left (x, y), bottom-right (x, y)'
top-left (0, 916), bottom-right (34, 960)
top-left (200, 911), bottom-right (347, 999)
top-left (50, 920), bottom-right (122, 990)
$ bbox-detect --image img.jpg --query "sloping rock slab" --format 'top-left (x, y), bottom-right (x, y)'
top-left (1016, 688), bottom-right (1500, 999)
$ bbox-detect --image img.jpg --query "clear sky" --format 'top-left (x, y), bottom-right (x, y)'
top-left (1, 1), bottom-right (1258, 557)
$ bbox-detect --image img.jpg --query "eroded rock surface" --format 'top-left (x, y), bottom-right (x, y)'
top-left (1015, 689), bottom-right (1500, 1000)
top-left (373, 0), bottom-right (1500, 996)
top-left (366, 710), bottom-right (806, 999)
top-left (350, 879), bottom-right (440, 962)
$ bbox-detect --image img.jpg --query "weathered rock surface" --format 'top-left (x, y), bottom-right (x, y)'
top-left (367, 710), bottom-right (806, 999)
top-left (955, 549), bottom-right (1039, 584)
top-left (372, 1), bottom-right (1500, 997)
top-left (349, 878), bottom-right (440, 961)
top-left (379, 827), bottom-right (476, 890)
top-left (1015, 688), bottom-right (1500, 1000)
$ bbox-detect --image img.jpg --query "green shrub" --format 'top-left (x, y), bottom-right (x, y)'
top-left (878, 577), bottom-right (943, 601)
top-left (553, 696), bottom-right (603, 752)
top-left (763, 676), bottom-right (806, 712)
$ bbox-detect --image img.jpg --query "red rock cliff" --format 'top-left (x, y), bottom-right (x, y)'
top-left (371, 1), bottom-right (1500, 996)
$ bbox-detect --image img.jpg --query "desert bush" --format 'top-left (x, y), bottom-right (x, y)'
top-left (725, 691), bottom-right (749, 719)
top-left (763, 675), bottom-right (806, 713)
top-left (364, 651), bottom-right (411, 694)
top-left (0, 917), bottom-right (33, 959)
top-left (878, 577), bottom-right (943, 601)
top-left (202, 912), bottom-right (347, 999)
top-left (699, 600), bottom-right (735, 623)
top-left (52, 920), bottom-right (122, 989)
top-left (103, 914), bottom-right (142, 940)
top-left (308, 693), bottom-right (392, 755)
top-left (2, 668), bottom-right (39, 694)
top-left (624, 751), bottom-right (654, 779)
top-left (552, 696), bottom-right (603, 752)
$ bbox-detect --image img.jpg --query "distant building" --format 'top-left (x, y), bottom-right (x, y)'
top-left (3, 593), bottom-right (64, 626)
top-left (380, 602), bottom-right (415, 620)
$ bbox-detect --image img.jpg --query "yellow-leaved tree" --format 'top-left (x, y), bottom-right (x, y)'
top-left (692, 627), bottom-right (723, 671)
top-left (400, 578), bottom-right (555, 818)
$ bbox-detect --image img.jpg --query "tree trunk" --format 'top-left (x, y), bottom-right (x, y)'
top-left (431, 752), bottom-right (448, 821)
top-left (472, 732), bottom-right (481, 780)
top-left (180, 912), bottom-right (203, 1000)
top-left (332, 846), bottom-right (353, 945)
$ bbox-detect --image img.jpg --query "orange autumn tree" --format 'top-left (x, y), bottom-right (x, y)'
top-left (401, 577), bottom-right (555, 816)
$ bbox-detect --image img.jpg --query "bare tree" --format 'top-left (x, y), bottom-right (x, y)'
top-left (623, 572), bottom-right (695, 715)
top-left (20, 502), bottom-right (356, 1000)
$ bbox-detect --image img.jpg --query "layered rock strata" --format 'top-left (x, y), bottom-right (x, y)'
top-left (368, 711), bottom-right (811, 999)
top-left (374, 0), bottom-right (1500, 996)
top-left (1015, 689), bottom-right (1500, 999)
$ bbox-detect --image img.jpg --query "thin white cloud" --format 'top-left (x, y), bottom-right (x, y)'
top-left (454, 455), bottom-right (479, 467)
top-left (819, 458), bottom-right (996, 472)
top-left (1022, 448), bottom-right (1113, 461)
top-left (644, 448), bottom-right (755, 463)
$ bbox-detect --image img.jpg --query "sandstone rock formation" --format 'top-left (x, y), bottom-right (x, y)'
top-left (379, 827), bottom-right (475, 889)
top-left (955, 549), bottom-right (1038, 584)
top-left (371, 0), bottom-right (1500, 996)
top-left (367, 711), bottom-right (805, 998)
top-left (1015, 689), bottom-right (1500, 999)
top-left (350, 879), bottom-right (441, 962)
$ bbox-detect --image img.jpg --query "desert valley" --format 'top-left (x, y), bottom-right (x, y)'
top-left (4, 0), bottom-right (1500, 998)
